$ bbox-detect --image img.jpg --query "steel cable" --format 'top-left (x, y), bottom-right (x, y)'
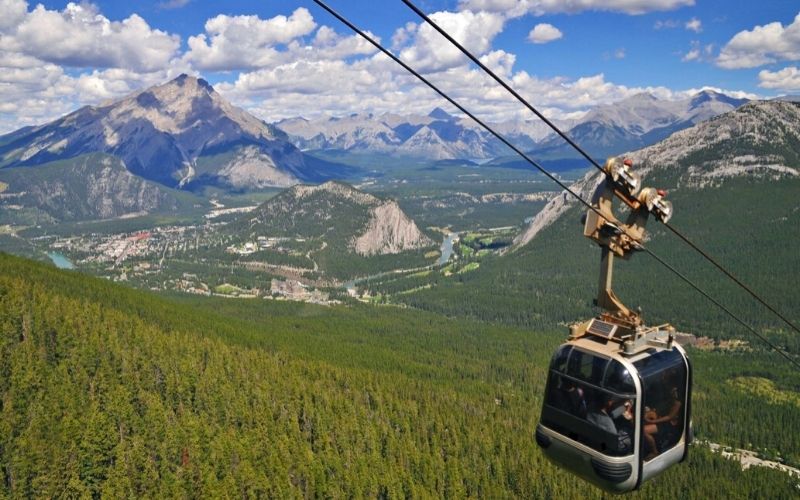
top-left (311, 0), bottom-right (799, 369)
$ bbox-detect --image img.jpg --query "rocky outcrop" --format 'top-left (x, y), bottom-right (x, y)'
top-left (512, 173), bottom-right (601, 249)
top-left (241, 181), bottom-right (432, 256)
top-left (512, 100), bottom-right (800, 250)
top-left (353, 201), bottom-right (433, 256)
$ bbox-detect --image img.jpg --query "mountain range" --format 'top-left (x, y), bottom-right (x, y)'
top-left (528, 90), bottom-right (749, 161)
top-left (276, 90), bottom-right (748, 162)
top-left (515, 99), bottom-right (800, 248)
top-left (276, 107), bottom-right (561, 160)
top-left (0, 75), bottom-right (750, 223)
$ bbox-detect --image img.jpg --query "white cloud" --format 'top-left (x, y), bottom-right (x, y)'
top-left (654, 19), bottom-right (680, 29)
top-left (479, 50), bottom-right (516, 76)
top-left (397, 10), bottom-right (505, 72)
top-left (685, 17), bottom-right (702, 33)
top-left (682, 41), bottom-right (714, 62)
top-left (528, 23), bottom-right (563, 44)
top-left (0, 2), bottom-right (757, 136)
top-left (0, 1), bottom-right (188, 132)
top-left (0, 0), bottom-right (27, 31)
top-left (459, 0), bottom-right (695, 17)
top-left (391, 22), bottom-right (416, 50)
top-left (311, 26), bottom-right (378, 60)
top-left (0, 2), bottom-right (180, 72)
top-left (184, 8), bottom-right (317, 71)
top-left (682, 47), bottom-right (700, 62)
top-left (717, 12), bottom-right (800, 69)
top-left (758, 66), bottom-right (800, 90)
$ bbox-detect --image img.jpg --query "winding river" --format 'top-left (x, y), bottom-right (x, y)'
top-left (344, 232), bottom-right (458, 291)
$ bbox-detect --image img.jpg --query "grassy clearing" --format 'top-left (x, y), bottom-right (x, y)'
top-left (214, 283), bottom-right (246, 295)
top-left (458, 262), bottom-right (481, 274)
top-left (729, 377), bottom-right (800, 408)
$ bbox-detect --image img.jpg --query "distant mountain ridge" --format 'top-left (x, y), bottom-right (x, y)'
top-left (514, 99), bottom-right (800, 248)
top-left (530, 90), bottom-right (749, 160)
top-left (276, 107), bottom-right (560, 160)
top-left (278, 91), bottom-right (748, 162)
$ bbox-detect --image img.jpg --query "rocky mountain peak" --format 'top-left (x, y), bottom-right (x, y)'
top-left (0, 74), bottom-right (328, 194)
top-left (428, 107), bottom-right (454, 121)
top-left (107, 73), bottom-right (278, 142)
top-left (689, 89), bottom-right (747, 110)
top-left (627, 92), bottom-right (658, 102)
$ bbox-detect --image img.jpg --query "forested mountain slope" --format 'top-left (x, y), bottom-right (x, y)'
top-left (398, 101), bottom-right (800, 349)
top-left (222, 181), bottom-right (436, 279)
top-left (1, 253), bottom-right (798, 497)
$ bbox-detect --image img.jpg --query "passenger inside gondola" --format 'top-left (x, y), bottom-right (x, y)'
top-left (643, 384), bottom-right (683, 460)
top-left (587, 398), bottom-right (618, 435)
top-left (563, 380), bottom-right (587, 418)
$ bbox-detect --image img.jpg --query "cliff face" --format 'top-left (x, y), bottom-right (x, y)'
top-left (0, 153), bottom-right (179, 221)
top-left (353, 201), bottom-right (433, 256)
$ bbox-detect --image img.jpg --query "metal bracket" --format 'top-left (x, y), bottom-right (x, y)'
top-left (571, 157), bottom-right (677, 355)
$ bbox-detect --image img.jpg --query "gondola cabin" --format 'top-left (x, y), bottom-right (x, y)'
top-left (536, 319), bottom-right (692, 493)
top-left (535, 157), bottom-right (693, 493)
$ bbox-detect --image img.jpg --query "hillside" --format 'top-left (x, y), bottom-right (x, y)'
top-left (243, 181), bottom-right (431, 254)
top-left (1, 253), bottom-right (798, 497)
top-left (222, 181), bottom-right (436, 279)
top-left (381, 101), bottom-right (800, 348)
top-left (517, 99), bottom-right (800, 246)
top-left (0, 153), bottom-right (192, 222)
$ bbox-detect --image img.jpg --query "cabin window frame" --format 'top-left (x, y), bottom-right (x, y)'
top-left (541, 346), bottom-right (639, 457)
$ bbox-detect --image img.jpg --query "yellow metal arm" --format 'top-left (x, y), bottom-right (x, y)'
top-left (583, 158), bottom-right (673, 325)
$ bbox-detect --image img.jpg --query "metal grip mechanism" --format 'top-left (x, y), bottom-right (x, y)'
top-left (582, 157), bottom-right (673, 331)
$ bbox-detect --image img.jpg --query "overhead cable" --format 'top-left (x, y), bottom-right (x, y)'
top-left (311, 0), bottom-right (798, 369)
top-left (401, 0), bottom-right (800, 338)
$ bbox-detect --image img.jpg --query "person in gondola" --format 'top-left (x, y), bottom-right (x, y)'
top-left (643, 386), bottom-right (682, 460)
top-left (587, 398), bottom-right (617, 435)
top-left (613, 399), bottom-right (634, 453)
top-left (565, 380), bottom-right (587, 418)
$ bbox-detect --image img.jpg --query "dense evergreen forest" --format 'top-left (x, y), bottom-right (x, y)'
top-left (1, 253), bottom-right (798, 497)
top-left (395, 177), bottom-right (800, 353)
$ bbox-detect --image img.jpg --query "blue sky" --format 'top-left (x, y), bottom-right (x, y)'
top-left (2, 0), bottom-right (800, 132)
